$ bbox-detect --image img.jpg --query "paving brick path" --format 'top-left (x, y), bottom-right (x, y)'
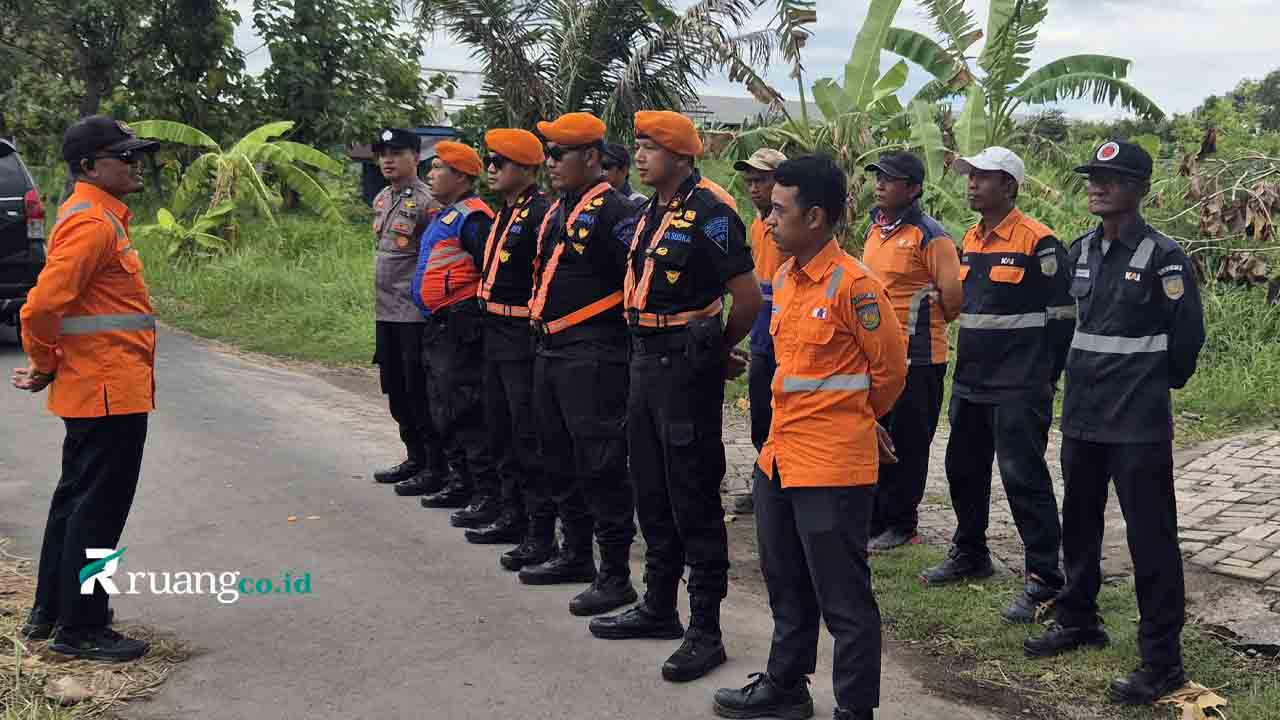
top-left (722, 416), bottom-right (1280, 594)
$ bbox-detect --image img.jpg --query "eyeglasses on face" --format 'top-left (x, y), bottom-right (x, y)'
top-left (546, 144), bottom-right (592, 162)
top-left (486, 154), bottom-right (511, 170)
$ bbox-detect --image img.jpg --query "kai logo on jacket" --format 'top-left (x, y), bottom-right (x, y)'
top-left (811, 307), bottom-right (828, 320)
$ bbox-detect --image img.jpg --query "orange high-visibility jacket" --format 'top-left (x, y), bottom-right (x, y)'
top-left (21, 182), bottom-right (156, 418)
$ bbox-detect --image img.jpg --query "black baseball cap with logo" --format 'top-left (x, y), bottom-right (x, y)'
top-left (62, 115), bottom-right (161, 163)
top-left (1074, 140), bottom-right (1153, 179)
top-left (372, 127), bottom-right (422, 154)
top-left (865, 151), bottom-right (926, 185)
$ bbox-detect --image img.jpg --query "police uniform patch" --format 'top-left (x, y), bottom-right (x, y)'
top-left (1162, 274), bottom-right (1185, 300)
top-left (666, 270), bottom-right (681, 284)
top-left (500, 250), bottom-right (511, 262)
top-left (442, 210), bottom-right (458, 225)
top-left (858, 303), bottom-right (881, 330)
top-left (396, 235), bottom-right (410, 248)
top-left (382, 130), bottom-right (394, 142)
top-left (1097, 141), bottom-right (1120, 161)
top-left (702, 216), bottom-right (731, 253)
top-left (1040, 255), bottom-right (1058, 276)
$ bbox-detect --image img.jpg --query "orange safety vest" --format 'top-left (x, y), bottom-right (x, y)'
top-left (622, 177), bottom-right (736, 328)
top-left (412, 196), bottom-right (494, 314)
top-left (528, 181), bottom-right (619, 334)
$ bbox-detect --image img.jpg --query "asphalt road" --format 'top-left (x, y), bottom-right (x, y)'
top-left (0, 327), bottom-right (1001, 720)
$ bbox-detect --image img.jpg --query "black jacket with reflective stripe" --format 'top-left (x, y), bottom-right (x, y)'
top-left (1061, 219), bottom-right (1206, 444)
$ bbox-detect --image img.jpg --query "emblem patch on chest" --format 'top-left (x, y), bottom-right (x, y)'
top-left (1125, 271), bottom-right (1142, 282)
top-left (396, 235), bottom-right (410, 248)
top-left (857, 303), bottom-right (881, 330)
top-left (665, 270), bottom-right (681, 284)
top-left (573, 242), bottom-right (586, 254)
top-left (500, 250), bottom-right (511, 262)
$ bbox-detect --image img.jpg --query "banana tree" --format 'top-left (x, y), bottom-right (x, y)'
top-left (132, 119), bottom-right (345, 248)
top-left (884, 0), bottom-right (1165, 155)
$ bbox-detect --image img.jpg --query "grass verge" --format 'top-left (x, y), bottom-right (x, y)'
top-left (873, 544), bottom-right (1280, 719)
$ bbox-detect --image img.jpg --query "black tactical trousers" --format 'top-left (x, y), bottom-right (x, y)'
top-left (423, 301), bottom-right (497, 493)
top-left (533, 333), bottom-right (635, 576)
top-left (35, 413), bottom-right (147, 629)
top-left (945, 394), bottom-right (1064, 586)
top-left (375, 321), bottom-right (443, 469)
top-left (1056, 438), bottom-right (1185, 666)
top-left (483, 317), bottom-right (555, 539)
top-left (748, 349), bottom-right (776, 452)
top-left (628, 330), bottom-right (729, 606)
top-left (870, 363), bottom-right (946, 537)
top-left (754, 463), bottom-right (881, 712)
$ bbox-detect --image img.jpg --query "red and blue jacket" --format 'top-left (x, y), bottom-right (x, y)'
top-left (410, 196), bottom-right (494, 317)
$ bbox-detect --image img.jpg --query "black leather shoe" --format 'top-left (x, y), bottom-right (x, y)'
top-left (1002, 573), bottom-right (1061, 624)
top-left (919, 548), bottom-right (995, 585)
top-left (394, 467), bottom-right (447, 496)
top-left (518, 551), bottom-right (596, 585)
top-left (713, 673), bottom-right (814, 719)
top-left (374, 459), bottom-right (422, 484)
top-left (450, 496), bottom-right (502, 528)
top-left (662, 628), bottom-right (727, 682)
top-left (1108, 663), bottom-right (1187, 705)
top-left (833, 707), bottom-right (873, 720)
top-left (590, 602), bottom-right (685, 639)
top-left (868, 527), bottom-right (921, 553)
top-left (569, 575), bottom-right (637, 616)
top-left (465, 512), bottom-right (527, 544)
top-left (500, 539), bottom-right (555, 571)
top-left (1024, 622), bottom-right (1110, 658)
top-left (420, 478), bottom-right (473, 508)
top-left (49, 626), bottom-right (148, 662)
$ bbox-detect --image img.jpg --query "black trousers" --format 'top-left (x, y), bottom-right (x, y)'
top-left (871, 363), bottom-right (946, 537)
top-left (34, 413), bottom-right (147, 629)
top-left (944, 394), bottom-right (1063, 585)
top-left (748, 349), bottom-right (777, 453)
top-left (375, 321), bottom-right (443, 469)
top-left (628, 333), bottom-right (729, 604)
top-left (423, 302), bottom-right (496, 493)
top-left (483, 317), bottom-right (555, 537)
top-left (1056, 438), bottom-right (1185, 666)
top-left (754, 464), bottom-right (880, 711)
top-left (533, 336), bottom-right (635, 576)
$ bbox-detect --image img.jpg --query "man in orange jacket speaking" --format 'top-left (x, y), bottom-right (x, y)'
top-left (13, 115), bottom-right (160, 662)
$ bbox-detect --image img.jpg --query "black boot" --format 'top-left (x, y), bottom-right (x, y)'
top-left (868, 527), bottom-right (920, 552)
top-left (518, 548), bottom-right (596, 585)
top-left (662, 597), bottom-right (726, 681)
top-left (465, 509), bottom-right (527, 545)
top-left (1023, 621), bottom-right (1110, 658)
top-left (1002, 573), bottom-right (1062, 624)
top-left (833, 707), bottom-right (873, 720)
top-left (500, 538), bottom-right (555, 571)
top-left (374, 458), bottom-right (422, 484)
top-left (713, 673), bottom-right (814, 719)
top-left (420, 474), bottom-right (473, 508)
top-left (1108, 664), bottom-right (1186, 705)
top-left (569, 574), bottom-right (638, 616)
top-left (919, 547), bottom-right (995, 585)
top-left (450, 495), bottom-right (502, 528)
top-left (394, 465), bottom-right (448, 496)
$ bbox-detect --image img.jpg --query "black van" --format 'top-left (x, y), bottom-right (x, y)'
top-left (0, 139), bottom-right (46, 346)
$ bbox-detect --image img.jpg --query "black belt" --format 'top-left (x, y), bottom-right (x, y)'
top-left (534, 323), bottom-right (626, 350)
top-left (629, 330), bottom-right (688, 355)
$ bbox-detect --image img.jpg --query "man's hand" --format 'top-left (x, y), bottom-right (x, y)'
top-left (12, 366), bottom-right (54, 393)
top-left (725, 347), bottom-right (749, 380)
top-left (876, 422), bottom-right (898, 465)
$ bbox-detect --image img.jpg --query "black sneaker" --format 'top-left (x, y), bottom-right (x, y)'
top-left (589, 603), bottom-right (685, 640)
top-left (868, 528), bottom-right (921, 553)
top-left (1108, 663), bottom-right (1187, 705)
top-left (465, 512), bottom-right (527, 545)
top-left (500, 539), bottom-right (555, 571)
top-left (1002, 573), bottom-right (1061, 624)
top-left (374, 459), bottom-right (422, 484)
top-left (569, 575), bottom-right (638, 616)
top-left (1023, 621), bottom-right (1110, 658)
top-left (919, 548), bottom-right (994, 585)
top-left (713, 673), bottom-right (814, 719)
top-left (662, 628), bottom-right (726, 682)
top-left (49, 626), bottom-right (148, 662)
top-left (420, 477), bottom-right (473, 508)
top-left (517, 551), bottom-right (596, 585)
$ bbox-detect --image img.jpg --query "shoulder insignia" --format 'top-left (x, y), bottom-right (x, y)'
top-left (442, 210), bottom-right (458, 225)
top-left (1162, 275), bottom-right (1185, 300)
top-left (853, 292), bottom-right (876, 304)
top-left (702, 216), bottom-right (731, 253)
top-left (499, 250), bottom-right (511, 263)
top-left (1040, 254), bottom-right (1058, 277)
top-left (858, 303), bottom-right (881, 330)
top-left (665, 270), bottom-right (681, 284)
top-left (573, 242), bottom-right (586, 254)
top-left (1158, 264), bottom-right (1184, 276)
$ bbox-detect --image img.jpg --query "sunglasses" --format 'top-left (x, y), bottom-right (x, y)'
top-left (485, 154), bottom-right (511, 170)
top-left (546, 144), bottom-right (592, 162)
top-left (93, 150), bottom-right (144, 164)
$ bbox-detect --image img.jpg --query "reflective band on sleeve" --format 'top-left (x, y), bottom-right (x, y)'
top-left (1046, 305), bottom-right (1077, 320)
top-left (1078, 238), bottom-right (1090, 264)
top-left (1071, 331), bottom-right (1167, 354)
top-left (958, 312), bottom-right (1046, 330)
top-left (1129, 236), bottom-right (1156, 269)
top-left (104, 212), bottom-right (127, 240)
top-left (60, 313), bottom-right (156, 336)
top-left (781, 373), bottom-right (870, 393)
top-left (906, 284), bottom-right (935, 336)
top-left (825, 266), bottom-right (844, 300)
top-left (1037, 246), bottom-right (1057, 257)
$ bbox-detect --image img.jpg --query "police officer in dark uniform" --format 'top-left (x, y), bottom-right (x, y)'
top-left (1025, 141), bottom-right (1205, 706)
top-left (466, 129), bottom-right (558, 574)
top-left (519, 113), bottom-right (638, 619)
top-left (588, 111), bottom-right (761, 683)
top-left (368, 128), bottom-right (448, 492)
top-left (409, 142), bottom-right (500, 525)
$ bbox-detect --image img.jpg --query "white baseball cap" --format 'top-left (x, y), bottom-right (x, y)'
top-left (952, 146), bottom-right (1025, 185)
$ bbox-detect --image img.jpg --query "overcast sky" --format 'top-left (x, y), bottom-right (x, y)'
top-left (233, 0), bottom-right (1280, 120)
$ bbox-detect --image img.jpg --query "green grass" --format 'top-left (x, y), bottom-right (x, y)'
top-left (873, 545), bottom-right (1280, 719)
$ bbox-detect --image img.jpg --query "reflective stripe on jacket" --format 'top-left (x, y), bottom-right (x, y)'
top-left (411, 196), bottom-right (494, 315)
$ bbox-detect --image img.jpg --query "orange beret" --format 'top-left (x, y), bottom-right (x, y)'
top-left (635, 111), bottom-right (703, 158)
top-left (536, 113), bottom-right (606, 146)
top-left (484, 129), bottom-right (545, 166)
top-left (434, 141), bottom-right (483, 177)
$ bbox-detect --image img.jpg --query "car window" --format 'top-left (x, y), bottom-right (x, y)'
top-left (0, 154), bottom-right (32, 195)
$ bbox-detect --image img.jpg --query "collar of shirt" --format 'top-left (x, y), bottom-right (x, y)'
top-left (977, 206), bottom-right (1025, 245)
top-left (792, 237), bottom-right (842, 284)
top-left (1088, 216), bottom-right (1149, 253)
top-left (73, 181), bottom-right (132, 228)
top-left (506, 183), bottom-right (539, 212)
top-left (870, 202), bottom-right (920, 240)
